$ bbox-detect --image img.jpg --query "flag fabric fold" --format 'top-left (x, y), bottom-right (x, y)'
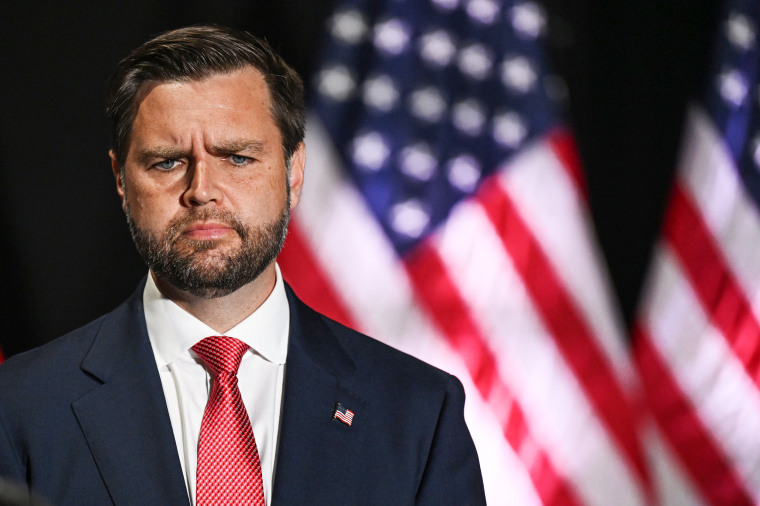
top-left (634, 0), bottom-right (760, 504)
top-left (279, 0), bottom-right (648, 503)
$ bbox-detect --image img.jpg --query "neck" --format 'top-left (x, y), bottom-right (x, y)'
top-left (151, 265), bottom-right (277, 334)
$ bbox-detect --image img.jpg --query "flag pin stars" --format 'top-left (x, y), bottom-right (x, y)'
top-left (332, 402), bottom-right (355, 426)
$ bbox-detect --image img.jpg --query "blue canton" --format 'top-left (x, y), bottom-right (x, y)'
top-left (312, 0), bottom-right (562, 255)
top-left (704, 0), bottom-right (760, 210)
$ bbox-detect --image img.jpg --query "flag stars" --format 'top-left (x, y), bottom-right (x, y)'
top-left (501, 56), bottom-right (538, 93)
top-left (452, 99), bottom-right (487, 136)
top-left (458, 43), bottom-right (494, 80)
top-left (390, 199), bottom-right (430, 238)
top-left (317, 65), bottom-right (356, 102)
top-left (725, 12), bottom-right (756, 51)
top-left (447, 154), bottom-right (481, 192)
top-left (363, 74), bottom-right (401, 112)
top-left (409, 86), bottom-right (448, 123)
top-left (718, 68), bottom-right (749, 107)
top-left (419, 29), bottom-right (458, 68)
top-left (400, 142), bottom-right (438, 181)
top-left (352, 132), bottom-right (391, 171)
top-left (374, 18), bottom-right (412, 55)
top-left (493, 111), bottom-right (528, 148)
top-left (313, 0), bottom-right (562, 248)
top-left (329, 8), bottom-right (369, 45)
top-left (511, 2), bottom-right (547, 40)
top-left (465, 0), bottom-right (501, 25)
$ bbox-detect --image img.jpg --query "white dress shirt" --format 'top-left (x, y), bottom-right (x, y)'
top-left (143, 264), bottom-right (290, 506)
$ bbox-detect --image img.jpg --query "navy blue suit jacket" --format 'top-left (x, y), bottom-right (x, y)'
top-left (0, 281), bottom-right (486, 505)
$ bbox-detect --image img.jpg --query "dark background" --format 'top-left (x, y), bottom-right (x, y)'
top-left (0, 1), bottom-right (721, 357)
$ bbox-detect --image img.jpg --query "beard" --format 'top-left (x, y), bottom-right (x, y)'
top-left (125, 199), bottom-right (290, 299)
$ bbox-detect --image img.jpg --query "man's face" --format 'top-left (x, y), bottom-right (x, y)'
top-left (111, 67), bottom-right (305, 298)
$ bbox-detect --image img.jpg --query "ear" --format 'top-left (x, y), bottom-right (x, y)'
top-left (287, 142), bottom-right (306, 211)
top-left (109, 150), bottom-right (126, 209)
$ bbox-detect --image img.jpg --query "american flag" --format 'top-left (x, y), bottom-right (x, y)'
top-left (333, 403), bottom-right (355, 427)
top-left (633, 0), bottom-right (760, 504)
top-left (279, 0), bottom-right (648, 503)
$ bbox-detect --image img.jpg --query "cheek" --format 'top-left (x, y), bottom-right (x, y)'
top-left (230, 168), bottom-right (288, 214)
top-left (125, 182), bottom-right (175, 230)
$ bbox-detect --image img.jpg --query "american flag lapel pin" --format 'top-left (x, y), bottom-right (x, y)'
top-left (332, 402), bottom-right (355, 427)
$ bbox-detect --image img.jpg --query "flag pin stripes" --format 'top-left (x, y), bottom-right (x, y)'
top-left (332, 402), bottom-right (355, 426)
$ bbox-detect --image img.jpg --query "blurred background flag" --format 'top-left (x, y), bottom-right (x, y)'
top-left (279, 0), bottom-right (648, 503)
top-left (633, 0), bottom-right (760, 504)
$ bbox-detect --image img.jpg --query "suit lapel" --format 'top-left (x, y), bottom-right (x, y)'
top-left (72, 283), bottom-right (189, 505)
top-left (272, 288), bottom-right (368, 504)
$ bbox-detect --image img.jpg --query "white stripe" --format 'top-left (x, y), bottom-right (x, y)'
top-left (642, 421), bottom-right (708, 506)
top-left (641, 245), bottom-right (760, 499)
top-left (433, 332), bottom-right (545, 506)
top-left (678, 106), bottom-right (760, 335)
top-left (298, 114), bottom-right (522, 504)
top-left (299, 115), bottom-right (424, 346)
top-left (433, 195), bottom-right (646, 506)
top-left (496, 140), bottom-right (633, 385)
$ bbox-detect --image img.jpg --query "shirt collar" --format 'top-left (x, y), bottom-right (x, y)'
top-left (144, 264), bottom-right (290, 367)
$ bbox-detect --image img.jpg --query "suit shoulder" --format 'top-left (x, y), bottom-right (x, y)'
top-left (0, 281), bottom-right (144, 386)
top-left (320, 313), bottom-right (457, 390)
top-left (286, 287), bottom-right (456, 386)
top-left (0, 314), bottom-right (106, 386)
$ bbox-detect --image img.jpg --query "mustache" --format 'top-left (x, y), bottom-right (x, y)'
top-left (165, 208), bottom-right (249, 243)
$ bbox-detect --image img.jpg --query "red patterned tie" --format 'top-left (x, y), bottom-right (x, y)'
top-left (192, 336), bottom-right (264, 505)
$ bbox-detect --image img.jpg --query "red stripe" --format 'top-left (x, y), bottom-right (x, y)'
top-left (664, 184), bottom-right (760, 383)
top-left (503, 395), bottom-right (584, 506)
top-left (405, 243), bottom-right (583, 506)
top-left (548, 129), bottom-right (588, 202)
top-left (278, 218), bottom-right (358, 330)
top-left (475, 176), bottom-right (650, 489)
top-left (634, 324), bottom-right (754, 505)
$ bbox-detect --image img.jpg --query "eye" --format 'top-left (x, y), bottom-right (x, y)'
top-left (153, 159), bottom-right (180, 171)
top-left (229, 154), bottom-right (252, 166)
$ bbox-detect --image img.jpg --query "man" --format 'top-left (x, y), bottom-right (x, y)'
top-left (0, 26), bottom-right (486, 505)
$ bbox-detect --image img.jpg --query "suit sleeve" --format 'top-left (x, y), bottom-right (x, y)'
top-left (415, 374), bottom-right (487, 505)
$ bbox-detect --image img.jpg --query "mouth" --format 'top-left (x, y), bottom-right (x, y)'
top-left (181, 221), bottom-right (236, 241)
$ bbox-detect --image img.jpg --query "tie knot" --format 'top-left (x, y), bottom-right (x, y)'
top-left (192, 336), bottom-right (248, 376)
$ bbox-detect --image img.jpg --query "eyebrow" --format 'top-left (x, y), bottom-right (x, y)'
top-left (210, 139), bottom-right (266, 155)
top-left (136, 139), bottom-right (267, 163)
top-left (138, 146), bottom-right (187, 162)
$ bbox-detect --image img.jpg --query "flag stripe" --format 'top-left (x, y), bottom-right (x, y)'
top-left (547, 129), bottom-right (587, 201)
top-left (634, 324), bottom-right (754, 506)
top-left (475, 175), bottom-right (648, 487)
top-left (679, 108), bottom-right (760, 317)
top-left (404, 242), bottom-right (498, 393)
top-left (280, 220), bottom-right (357, 330)
top-left (435, 159), bottom-right (644, 505)
top-left (663, 183), bottom-right (760, 383)
top-left (498, 133), bottom-right (633, 382)
top-left (639, 243), bottom-right (760, 496)
top-left (404, 241), bottom-right (583, 506)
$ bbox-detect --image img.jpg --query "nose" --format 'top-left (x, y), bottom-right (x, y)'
top-left (182, 158), bottom-right (222, 207)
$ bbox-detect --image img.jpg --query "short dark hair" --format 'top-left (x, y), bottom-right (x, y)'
top-left (106, 25), bottom-right (305, 166)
